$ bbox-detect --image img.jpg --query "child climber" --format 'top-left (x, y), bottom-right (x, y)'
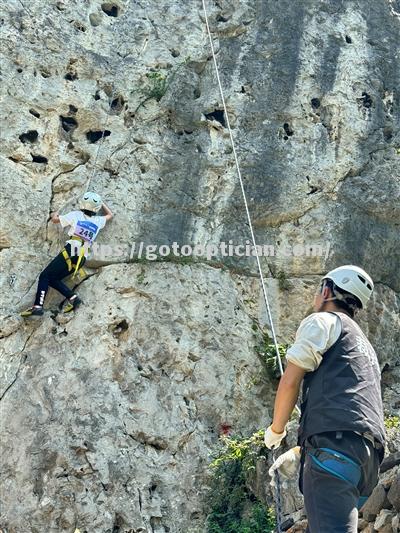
top-left (21, 192), bottom-right (113, 317)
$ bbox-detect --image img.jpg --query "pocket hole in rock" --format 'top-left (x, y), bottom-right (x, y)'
top-left (110, 95), bottom-right (125, 113)
top-left (19, 130), bottom-right (38, 144)
top-left (86, 130), bottom-right (111, 143)
top-left (60, 116), bottom-right (78, 132)
top-left (65, 72), bottom-right (78, 81)
top-left (360, 92), bottom-right (373, 108)
top-left (101, 3), bottom-right (120, 17)
top-left (110, 319), bottom-right (129, 336)
top-left (205, 109), bottom-right (226, 127)
top-left (31, 154), bottom-right (48, 164)
top-left (283, 122), bottom-right (294, 139)
top-left (29, 109), bottom-right (41, 118)
top-left (311, 98), bottom-right (320, 109)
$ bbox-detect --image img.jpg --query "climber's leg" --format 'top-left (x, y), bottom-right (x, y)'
top-left (21, 255), bottom-right (64, 316)
top-left (302, 431), bottom-right (378, 533)
top-left (21, 246), bottom-right (83, 317)
top-left (34, 250), bottom-right (72, 303)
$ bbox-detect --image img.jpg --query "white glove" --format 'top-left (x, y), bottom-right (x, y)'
top-left (264, 425), bottom-right (287, 449)
top-left (269, 446), bottom-right (301, 488)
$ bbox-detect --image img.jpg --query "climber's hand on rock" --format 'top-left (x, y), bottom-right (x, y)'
top-left (50, 211), bottom-right (60, 224)
top-left (269, 446), bottom-right (301, 488)
top-left (264, 425), bottom-right (287, 449)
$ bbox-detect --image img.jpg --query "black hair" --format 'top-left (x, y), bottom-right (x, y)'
top-left (322, 279), bottom-right (362, 318)
top-left (82, 209), bottom-right (96, 217)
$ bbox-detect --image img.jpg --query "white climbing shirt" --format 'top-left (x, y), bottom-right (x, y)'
top-left (59, 210), bottom-right (107, 257)
top-left (285, 312), bottom-right (342, 372)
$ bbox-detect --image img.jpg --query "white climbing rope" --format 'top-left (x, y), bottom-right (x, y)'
top-left (201, 0), bottom-right (286, 378)
top-left (201, 5), bottom-right (300, 530)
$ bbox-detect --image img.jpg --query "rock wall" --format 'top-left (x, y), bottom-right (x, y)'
top-left (0, 0), bottom-right (399, 532)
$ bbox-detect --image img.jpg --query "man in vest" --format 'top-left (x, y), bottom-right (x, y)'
top-left (264, 265), bottom-right (386, 532)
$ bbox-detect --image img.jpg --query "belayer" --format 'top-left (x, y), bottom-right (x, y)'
top-left (21, 192), bottom-right (113, 317)
top-left (264, 265), bottom-right (385, 533)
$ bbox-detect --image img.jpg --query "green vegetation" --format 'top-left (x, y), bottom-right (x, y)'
top-left (384, 415), bottom-right (400, 429)
top-left (253, 328), bottom-right (288, 380)
top-left (206, 431), bottom-right (276, 533)
top-left (143, 71), bottom-right (169, 102)
top-left (277, 270), bottom-right (290, 291)
top-left (133, 57), bottom-right (192, 112)
top-left (136, 267), bottom-right (145, 284)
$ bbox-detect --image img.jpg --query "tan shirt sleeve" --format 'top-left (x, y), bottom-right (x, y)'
top-left (285, 312), bottom-right (341, 372)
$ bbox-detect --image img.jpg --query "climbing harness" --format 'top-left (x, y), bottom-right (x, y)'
top-left (61, 239), bottom-right (87, 280)
top-left (201, 2), bottom-right (298, 530)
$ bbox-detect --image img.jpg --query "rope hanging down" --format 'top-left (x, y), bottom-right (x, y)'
top-left (201, 0), bottom-right (284, 378)
top-left (201, 4), bottom-right (301, 530)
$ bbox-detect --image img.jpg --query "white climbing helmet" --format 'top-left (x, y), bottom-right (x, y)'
top-left (80, 191), bottom-right (102, 212)
top-left (323, 265), bottom-right (374, 309)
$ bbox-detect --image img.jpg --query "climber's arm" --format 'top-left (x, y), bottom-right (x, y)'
top-left (50, 211), bottom-right (60, 224)
top-left (102, 203), bottom-right (113, 221)
top-left (271, 362), bottom-right (306, 433)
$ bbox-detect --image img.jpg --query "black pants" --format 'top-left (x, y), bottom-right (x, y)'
top-left (34, 244), bottom-right (86, 306)
top-left (299, 431), bottom-right (381, 533)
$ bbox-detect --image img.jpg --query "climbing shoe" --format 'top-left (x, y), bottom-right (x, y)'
top-left (63, 295), bottom-right (82, 313)
top-left (20, 306), bottom-right (44, 317)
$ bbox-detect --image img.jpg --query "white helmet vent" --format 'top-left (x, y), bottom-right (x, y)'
top-left (358, 275), bottom-right (372, 290)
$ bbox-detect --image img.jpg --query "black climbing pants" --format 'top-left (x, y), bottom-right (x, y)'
top-left (299, 431), bottom-right (382, 533)
top-left (34, 244), bottom-right (86, 306)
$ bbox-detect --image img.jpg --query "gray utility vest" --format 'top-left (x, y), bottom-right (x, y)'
top-left (298, 311), bottom-right (386, 451)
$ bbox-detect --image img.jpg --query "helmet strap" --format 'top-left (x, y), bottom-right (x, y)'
top-left (323, 290), bottom-right (360, 315)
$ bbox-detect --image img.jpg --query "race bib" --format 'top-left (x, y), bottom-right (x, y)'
top-left (73, 220), bottom-right (99, 244)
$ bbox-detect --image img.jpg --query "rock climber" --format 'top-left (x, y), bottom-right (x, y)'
top-left (20, 192), bottom-right (113, 317)
top-left (263, 265), bottom-right (386, 533)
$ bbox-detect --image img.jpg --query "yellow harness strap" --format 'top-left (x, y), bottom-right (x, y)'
top-left (62, 240), bottom-right (88, 279)
top-left (62, 249), bottom-right (73, 272)
top-left (71, 246), bottom-right (86, 279)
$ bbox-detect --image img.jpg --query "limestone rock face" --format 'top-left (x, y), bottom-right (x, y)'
top-left (1, 263), bottom-right (270, 532)
top-left (0, 0), bottom-right (399, 532)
